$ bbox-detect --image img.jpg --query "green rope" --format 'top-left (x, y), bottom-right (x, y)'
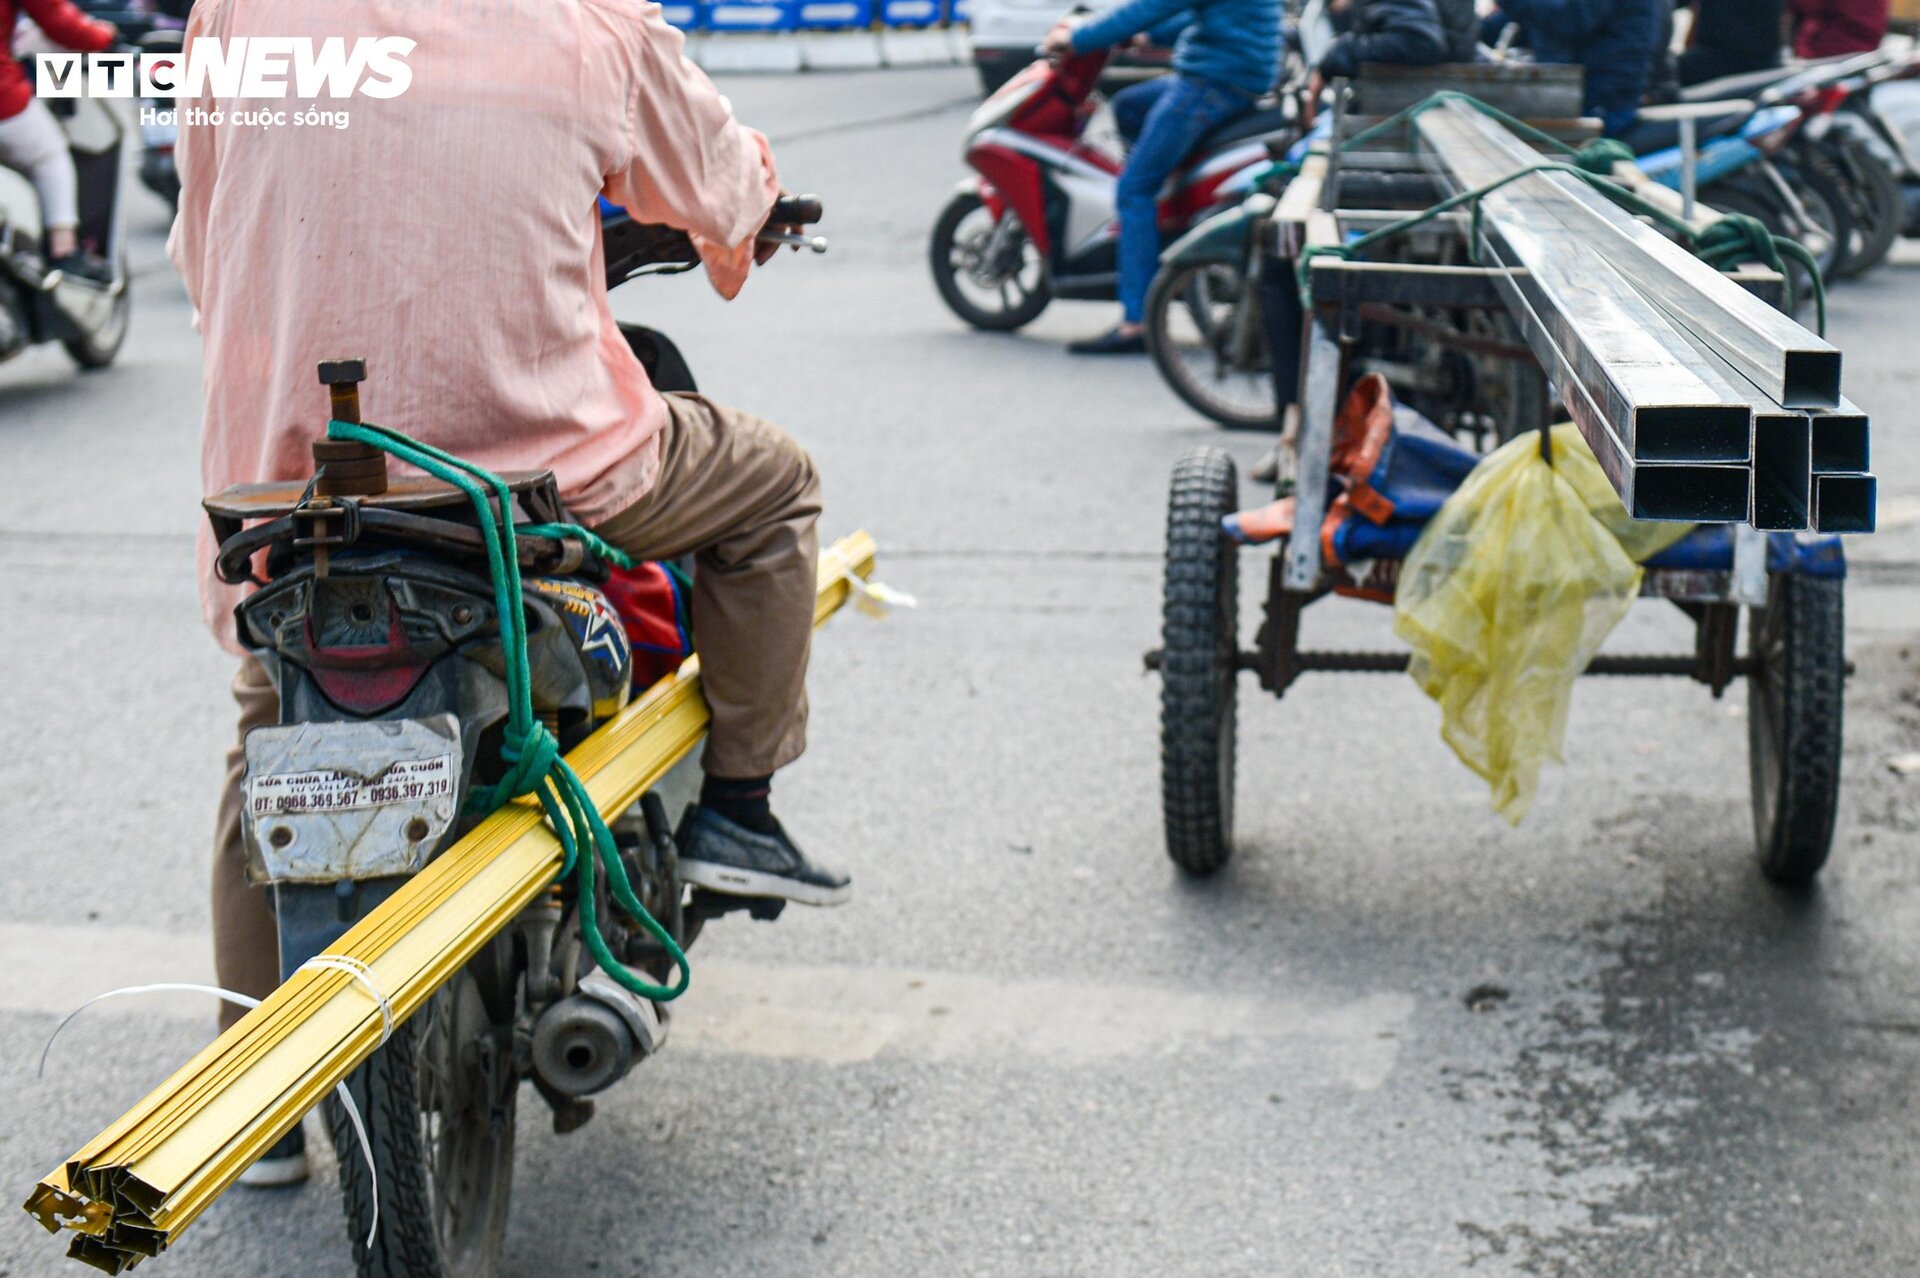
top-left (520, 522), bottom-right (635, 570)
top-left (1572, 137), bottom-right (1636, 174)
top-left (1300, 91), bottom-right (1826, 334)
top-left (325, 418), bottom-right (690, 1003)
top-left (1694, 214), bottom-right (1827, 334)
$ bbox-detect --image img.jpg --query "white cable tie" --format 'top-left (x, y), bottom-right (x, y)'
top-left (298, 954), bottom-right (396, 1046)
top-left (38, 983), bottom-right (262, 1080)
top-left (38, 979), bottom-right (383, 1249)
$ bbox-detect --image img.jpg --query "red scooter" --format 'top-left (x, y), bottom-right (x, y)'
top-left (930, 45), bottom-right (1291, 331)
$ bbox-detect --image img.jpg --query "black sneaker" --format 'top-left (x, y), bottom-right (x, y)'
top-left (49, 251), bottom-right (113, 285)
top-left (1067, 326), bottom-right (1147, 355)
top-left (238, 1123), bottom-right (309, 1188)
top-left (676, 806), bottom-right (851, 907)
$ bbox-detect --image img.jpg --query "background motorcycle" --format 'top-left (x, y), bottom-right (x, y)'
top-left (930, 41), bottom-right (1292, 331)
top-left (203, 195), bottom-right (822, 1278)
top-left (77, 2), bottom-right (185, 205)
top-left (1665, 49), bottom-right (1907, 280)
top-left (134, 24), bottom-right (183, 207)
top-left (1628, 100), bottom-right (1849, 307)
top-left (1803, 50), bottom-right (1920, 273)
top-left (1141, 122), bottom-right (1319, 429)
top-left (0, 30), bottom-right (134, 369)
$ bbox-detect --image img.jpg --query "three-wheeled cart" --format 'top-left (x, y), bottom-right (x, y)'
top-left (1150, 71), bottom-right (1851, 887)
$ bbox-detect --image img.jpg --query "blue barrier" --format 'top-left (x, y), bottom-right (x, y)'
top-left (797, 0), bottom-right (873, 27)
top-left (943, 0), bottom-right (971, 22)
top-left (706, 0), bottom-right (798, 31)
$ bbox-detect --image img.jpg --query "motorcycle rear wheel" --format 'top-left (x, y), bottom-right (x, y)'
top-left (929, 191), bottom-right (1052, 331)
top-left (327, 958), bottom-right (517, 1278)
top-left (1820, 133), bottom-right (1903, 279)
top-left (1145, 260), bottom-right (1280, 430)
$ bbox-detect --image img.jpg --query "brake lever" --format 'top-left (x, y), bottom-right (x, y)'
top-left (757, 230), bottom-right (829, 254)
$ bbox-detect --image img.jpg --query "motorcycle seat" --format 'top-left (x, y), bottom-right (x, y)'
top-left (1194, 105), bottom-right (1293, 156)
top-left (1614, 107), bottom-right (1752, 156)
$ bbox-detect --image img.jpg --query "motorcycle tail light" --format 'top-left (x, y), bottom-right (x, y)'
top-left (308, 663), bottom-right (431, 714)
top-left (1807, 85), bottom-right (1850, 116)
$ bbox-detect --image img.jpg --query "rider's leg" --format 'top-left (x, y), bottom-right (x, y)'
top-left (586, 392), bottom-right (848, 906)
top-left (0, 101), bottom-right (82, 261)
top-left (1115, 76), bottom-right (1255, 327)
top-left (211, 658), bottom-right (283, 1032)
top-left (1071, 75), bottom-right (1255, 353)
top-left (1107, 76), bottom-right (1173, 148)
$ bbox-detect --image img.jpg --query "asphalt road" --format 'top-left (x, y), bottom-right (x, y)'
top-left (4, 67), bottom-right (1920, 1277)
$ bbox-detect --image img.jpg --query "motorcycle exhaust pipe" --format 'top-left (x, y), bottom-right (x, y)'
top-left (529, 974), bottom-right (669, 1097)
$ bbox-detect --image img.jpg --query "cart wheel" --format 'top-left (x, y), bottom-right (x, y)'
top-left (1747, 572), bottom-right (1845, 887)
top-left (1160, 446), bottom-right (1239, 876)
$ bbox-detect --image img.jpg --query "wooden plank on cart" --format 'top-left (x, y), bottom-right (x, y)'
top-left (1352, 61), bottom-right (1587, 119)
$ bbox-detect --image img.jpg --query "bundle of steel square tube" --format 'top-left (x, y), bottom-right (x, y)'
top-left (1410, 101), bottom-right (1875, 532)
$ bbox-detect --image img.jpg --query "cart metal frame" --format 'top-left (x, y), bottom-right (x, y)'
top-left (1151, 81), bottom-right (1850, 886)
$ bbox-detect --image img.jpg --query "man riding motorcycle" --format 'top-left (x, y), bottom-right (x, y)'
top-left (1042, 0), bottom-right (1284, 355)
top-left (171, 0), bottom-right (847, 1185)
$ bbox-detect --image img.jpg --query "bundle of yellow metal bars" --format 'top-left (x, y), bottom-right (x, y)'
top-left (23, 532), bottom-right (878, 1273)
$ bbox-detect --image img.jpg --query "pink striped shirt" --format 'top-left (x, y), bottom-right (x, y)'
top-left (170, 0), bottom-right (780, 651)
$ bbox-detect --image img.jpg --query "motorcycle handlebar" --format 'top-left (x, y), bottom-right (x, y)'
top-left (602, 195), bottom-right (827, 286)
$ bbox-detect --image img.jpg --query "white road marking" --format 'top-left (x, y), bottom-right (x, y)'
top-left (0, 924), bottom-right (1412, 1091)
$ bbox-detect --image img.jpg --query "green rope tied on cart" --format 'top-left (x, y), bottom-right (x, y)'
top-left (1301, 91), bottom-right (1825, 333)
top-left (325, 418), bottom-right (690, 1003)
top-left (1570, 136), bottom-right (1636, 175)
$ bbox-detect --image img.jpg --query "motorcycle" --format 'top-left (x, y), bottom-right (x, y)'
top-left (1806, 50), bottom-right (1920, 270)
top-left (135, 25), bottom-right (184, 208)
top-left (1140, 119), bottom-right (1319, 429)
top-left (200, 195), bottom-right (823, 1278)
top-left (1625, 98), bottom-right (1851, 304)
top-left (0, 38), bottom-right (133, 369)
top-left (930, 39), bottom-right (1293, 331)
top-left (76, 5), bottom-right (185, 207)
top-left (1681, 48), bottom-right (1912, 279)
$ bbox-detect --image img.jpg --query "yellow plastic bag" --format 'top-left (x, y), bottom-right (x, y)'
top-left (1392, 425), bottom-right (1693, 824)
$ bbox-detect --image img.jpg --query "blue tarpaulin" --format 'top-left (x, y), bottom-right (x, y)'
top-left (1323, 411), bottom-right (1845, 578)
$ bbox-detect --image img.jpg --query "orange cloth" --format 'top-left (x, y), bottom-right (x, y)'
top-left (170, 0), bottom-right (781, 651)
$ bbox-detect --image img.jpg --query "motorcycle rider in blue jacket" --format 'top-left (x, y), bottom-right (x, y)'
top-left (1481, 0), bottom-right (1669, 135)
top-left (1044, 0), bottom-right (1283, 354)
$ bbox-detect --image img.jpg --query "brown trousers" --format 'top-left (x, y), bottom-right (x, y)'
top-left (213, 393), bottom-right (822, 1028)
